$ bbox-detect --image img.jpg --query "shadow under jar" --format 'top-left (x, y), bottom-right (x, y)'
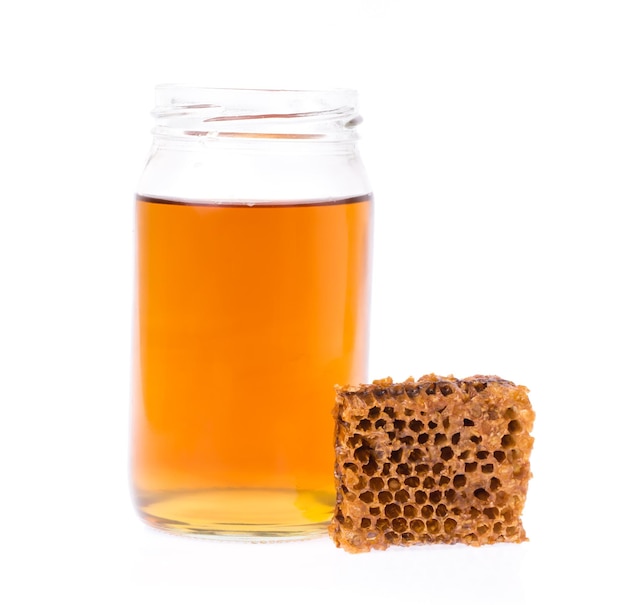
top-left (131, 86), bottom-right (373, 539)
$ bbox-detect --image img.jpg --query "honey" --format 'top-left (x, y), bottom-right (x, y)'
top-left (132, 194), bottom-right (372, 538)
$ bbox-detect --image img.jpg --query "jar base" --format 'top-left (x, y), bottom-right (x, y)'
top-left (134, 487), bottom-right (334, 541)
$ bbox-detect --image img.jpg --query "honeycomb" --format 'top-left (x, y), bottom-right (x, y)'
top-left (329, 374), bottom-right (535, 553)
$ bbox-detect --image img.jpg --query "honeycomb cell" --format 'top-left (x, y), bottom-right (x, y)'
top-left (354, 476), bottom-right (367, 490)
top-left (496, 491), bottom-right (510, 506)
top-left (357, 418), bottom-right (372, 431)
top-left (453, 474), bottom-right (467, 489)
top-left (508, 419), bottom-right (522, 433)
top-left (403, 504), bottom-right (417, 518)
top-left (358, 491), bottom-right (374, 503)
top-left (388, 478), bottom-right (401, 491)
top-left (484, 507), bottom-right (499, 519)
top-left (432, 462), bottom-right (445, 475)
top-left (347, 435), bottom-right (361, 448)
top-left (354, 445), bottom-right (371, 462)
top-left (444, 518), bottom-right (457, 533)
top-left (434, 433), bottom-right (447, 445)
top-left (444, 489), bottom-right (456, 502)
top-left (426, 519), bottom-right (440, 534)
top-left (440, 384), bottom-right (454, 397)
top-left (384, 503), bottom-right (402, 519)
top-left (422, 477), bottom-right (435, 489)
top-left (421, 505), bottom-right (434, 518)
top-left (376, 518), bottom-right (389, 530)
top-left (415, 491), bottom-right (427, 504)
top-left (390, 449), bottom-right (403, 463)
top-left (373, 388), bottom-right (387, 401)
top-left (502, 508), bottom-right (514, 523)
top-left (504, 407), bottom-right (517, 420)
top-left (404, 476), bottom-right (420, 488)
top-left (409, 419), bottom-right (424, 432)
top-left (362, 458), bottom-right (378, 476)
top-left (429, 490), bottom-right (442, 504)
top-left (369, 477), bottom-right (384, 491)
top-left (378, 491), bottom-right (393, 504)
top-left (408, 449), bottom-right (424, 463)
top-left (394, 489), bottom-right (410, 503)
top-left (501, 434), bottom-right (515, 448)
top-left (410, 519), bottom-right (425, 533)
top-left (474, 488), bottom-right (489, 502)
top-left (383, 530), bottom-right (399, 542)
top-left (440, 446), bottom-right (454, 461)
top-left (392, 518), bottom-right (408, 533)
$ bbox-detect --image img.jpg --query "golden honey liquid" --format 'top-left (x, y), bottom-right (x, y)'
top-left (132, 194), bottom-right (372, 538)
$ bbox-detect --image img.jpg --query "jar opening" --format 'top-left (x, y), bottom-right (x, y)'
top-left (152, 86), bottom-right (361, 142)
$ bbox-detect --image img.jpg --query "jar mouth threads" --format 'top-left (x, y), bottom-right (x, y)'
top-left (152, 86), bottom-right (361, 142)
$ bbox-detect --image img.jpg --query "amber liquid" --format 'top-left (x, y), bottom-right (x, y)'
top-left (132, 194), bottom-right (372, 538)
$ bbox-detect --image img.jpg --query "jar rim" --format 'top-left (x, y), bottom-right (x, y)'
top-left (152, 85), bottom-right (361, 142)
top-left (154, 84), bottom-right (358, 99)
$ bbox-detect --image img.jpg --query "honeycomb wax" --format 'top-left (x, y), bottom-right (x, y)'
top-left (329, 374), bottom-right (535, 553)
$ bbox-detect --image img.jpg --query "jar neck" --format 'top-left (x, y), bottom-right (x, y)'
top-left (151, 86), bottom-right (362, 147)
top-left (139, 86), bottom-right (370, 202)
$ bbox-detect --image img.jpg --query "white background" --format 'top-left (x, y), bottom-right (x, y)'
top-left (1, 1), bottom-right (624, 603)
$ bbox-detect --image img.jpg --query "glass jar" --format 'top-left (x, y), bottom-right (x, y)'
top-left (131, 86), bottom-right (373, 539)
